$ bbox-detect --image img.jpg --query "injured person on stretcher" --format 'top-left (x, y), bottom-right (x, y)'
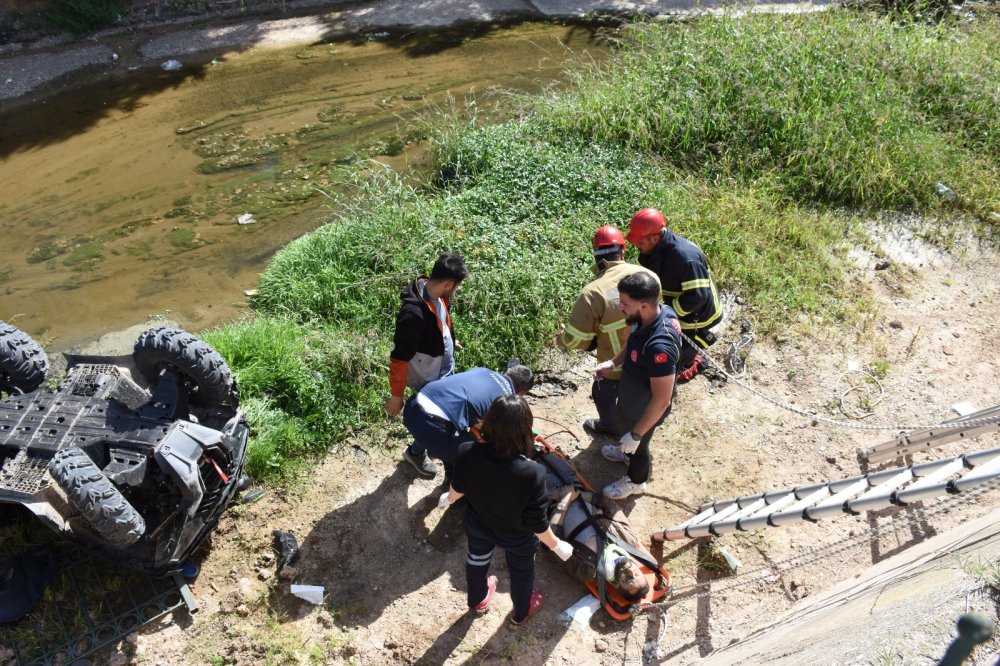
top-left (537, 448), bottom-right (670, 619)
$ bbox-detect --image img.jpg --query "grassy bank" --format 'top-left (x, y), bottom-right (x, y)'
top-left (208, 8), bottom-right (1000, 481)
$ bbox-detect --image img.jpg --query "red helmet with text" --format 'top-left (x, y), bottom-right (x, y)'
top-left (592, 225), bottom-right (626, 257)
top-left (626, 208), bottom-right (667, 244)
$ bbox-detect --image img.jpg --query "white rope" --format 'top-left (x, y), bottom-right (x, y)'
top-left (688, 331), bottom-right (1000, 433)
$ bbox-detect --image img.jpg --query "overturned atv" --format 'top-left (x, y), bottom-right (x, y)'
top-left (0, 322), bottom-right (249, 576)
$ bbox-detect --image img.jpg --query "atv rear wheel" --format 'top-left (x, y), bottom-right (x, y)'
top-left (133, 326), bottom-right (237, 407)
top-left (49, 448), bottom-right (146, 548)
top-left (0, 321), bottom-right (49, 394)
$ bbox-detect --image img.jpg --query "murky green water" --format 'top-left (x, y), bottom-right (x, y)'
top-left (0, 23), bottom-right (608, 349)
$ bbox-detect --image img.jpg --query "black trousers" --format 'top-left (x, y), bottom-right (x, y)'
top-left (617, 404), bottom-right (671, 484)
top-left (591, 377), bottom-right (621, 435)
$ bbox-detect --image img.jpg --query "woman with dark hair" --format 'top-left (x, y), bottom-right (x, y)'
top-left (438, 395), bottom-right (573, 625)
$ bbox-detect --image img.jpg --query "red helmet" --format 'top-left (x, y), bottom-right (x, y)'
top-left (626, 208), bottom-right (666, 244)
top-left (592, 225), bottom-right (626, 256)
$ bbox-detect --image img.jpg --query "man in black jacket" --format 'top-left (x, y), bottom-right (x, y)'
top-left (626, 208), bottom-right (722, 380)
top-left (385, 252), bottom-right (469, 477)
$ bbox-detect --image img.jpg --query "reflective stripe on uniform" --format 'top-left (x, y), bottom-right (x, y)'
top-left (599, 319), bottom-right (628, 357)
top-left (680, 278), bottom-right (712, 290)
top-left (560, 323), bottom-right (596, 350)
top-left (677, 272), bottom-right (722, 328)
top-left (466, 549), bottom-right (495, 567)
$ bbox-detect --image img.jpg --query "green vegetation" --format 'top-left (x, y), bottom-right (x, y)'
top-left (960, 554), bottom-right (1000, 591)
top-left (62, 240), bottom-right (102, 267)
top-left (206, 9), bottom-right (1000, 481)
top-left (167, 227), bottom-right (200, 249)
top-left (45, 0), bottom-right (125, 35)
top-left (536, 11), bottom-right (1000, 214)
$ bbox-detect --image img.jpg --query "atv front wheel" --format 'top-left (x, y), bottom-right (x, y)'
top-left (133, 326), bottom-right (237, 407)
top-left (49, 448), bottom-right (146, 548)
top-left (0, 321), bottom-right (49, 394)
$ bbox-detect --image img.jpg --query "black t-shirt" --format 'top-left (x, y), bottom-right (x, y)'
top-left (452, 440), bottom-right (549, 539)
top-left (619, 305), bottom-right (681, 424)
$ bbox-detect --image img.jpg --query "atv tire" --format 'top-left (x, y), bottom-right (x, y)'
top-left (133, 326), bottom-right (237, 407)
top-left (0, 321), bottom-right (49, 394)
top-left (49, 448), bottom-right (146, 548)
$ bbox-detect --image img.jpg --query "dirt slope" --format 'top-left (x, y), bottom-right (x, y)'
top-left (105, 218), bottom-right (1000, 665)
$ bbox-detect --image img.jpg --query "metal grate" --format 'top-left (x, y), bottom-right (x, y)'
top-left (65, 365), bottom-right (121, 398)
top-left (0, 450), bottom-right (50, 494)
top-left (0, 546), bottom-right (195, 666)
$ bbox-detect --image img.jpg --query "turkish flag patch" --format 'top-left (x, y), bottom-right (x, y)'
top-left (654, 352), bottom-right (669, 364)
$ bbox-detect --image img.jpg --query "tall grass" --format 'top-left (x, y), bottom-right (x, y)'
top-left (204, 316), bottom-right (383, 479)
top-left (535, 12), bottom-right (1000, 213)
top-left (213, 9), bottom-right (1000, 481)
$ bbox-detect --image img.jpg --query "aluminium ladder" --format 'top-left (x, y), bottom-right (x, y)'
top-left (658, 445), bottom-right (1000, 541)
top-left (860, 403), bottom-right (1000, 464)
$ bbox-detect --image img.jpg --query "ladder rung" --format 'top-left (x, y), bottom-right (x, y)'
top-left (848, 469), bottom-right (914, 513)
top-left (895, 459), bottom-right (966, 503)
top-left (769, 487), bottom-right (831, 527)
top-left (703, 498), bottom-right (767, 536)
top-left (952, 454), bottom-right (1000, 492)
top-left (806, 478), bottom-right (871, 520)
top-left (737, 492), bottom-right (800, 531)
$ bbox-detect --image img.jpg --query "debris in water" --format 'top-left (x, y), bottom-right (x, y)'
top-left (161, 59), bottom-right (182, 71)
top-left (237, 213), bottom-right (256, 225)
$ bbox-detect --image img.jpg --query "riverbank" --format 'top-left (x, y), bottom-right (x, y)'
top-left (0, 0), bottom-right (834, 108)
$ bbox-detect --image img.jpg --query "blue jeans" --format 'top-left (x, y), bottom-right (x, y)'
top-left (402, 398), bottom-right (471, 477)
top-left (463, 509), bottom-right (538, 620)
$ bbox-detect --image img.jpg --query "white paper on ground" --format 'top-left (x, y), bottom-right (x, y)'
top-left (951, 401), bottom-right (977, 416)
top-left (559, 594), bottom-right (601, 630)
top-left (290, 584), bottom-right (324, 604)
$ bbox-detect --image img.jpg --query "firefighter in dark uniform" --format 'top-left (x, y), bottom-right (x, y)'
top-left (625, 208), bottom-right (722, 381)
top-left (594, 271), bottom-right (682, 500)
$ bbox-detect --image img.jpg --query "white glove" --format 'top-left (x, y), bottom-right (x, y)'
top-left (437, 491), bottom-right (452, 508)
top-left (594, 360), bottom-right (614, 380)
top-left (550, 539), bottom-right (574, 561)
top-left (620, 431), bottom-right (641, 455)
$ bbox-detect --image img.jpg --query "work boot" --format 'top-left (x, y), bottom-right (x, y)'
top-left (583, 418), bottom-right (619, 437)
top-left (603, 475), bottom-right (647, 500)
top-left (403, 446), bottom-right (437, 479)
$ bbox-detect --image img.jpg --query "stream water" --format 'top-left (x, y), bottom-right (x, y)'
top-left (0, 23), bottom-right (608, 350)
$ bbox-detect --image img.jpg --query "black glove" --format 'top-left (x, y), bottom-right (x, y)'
top-left (272, 530), bottom-right (300, 570)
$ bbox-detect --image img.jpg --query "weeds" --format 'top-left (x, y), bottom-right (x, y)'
top-left (533, 12), bottom-right (1000, 216)
top-left (211, 8), bottom-right (1000, 483)
top-left (960, 555), bottom-right (1000, 592)
top-left (45, 0), bottom-right (125, 35)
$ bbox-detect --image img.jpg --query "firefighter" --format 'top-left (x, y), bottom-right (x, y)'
top-left (556, 226), bottom-right (659, 437)
top-left (626, 208), bottom-right (723, 381)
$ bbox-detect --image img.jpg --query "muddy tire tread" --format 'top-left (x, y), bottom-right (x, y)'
top-left (0, 320), bottom-right (49, 393)
top-left (133, 326), bottom-right (237, 407)
top-left (49, 448), bottom-right (146, 547)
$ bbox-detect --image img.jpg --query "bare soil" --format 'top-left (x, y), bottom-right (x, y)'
top-left (103, 219), bottom-right (1000, 665)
